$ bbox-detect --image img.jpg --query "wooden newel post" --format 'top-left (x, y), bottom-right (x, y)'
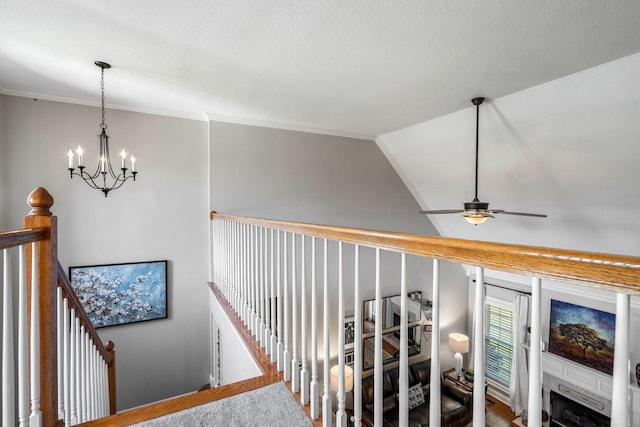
top-left (24, 187), bottom-right (62, 427)
top-left (106, 340), bottom-right (116, 415)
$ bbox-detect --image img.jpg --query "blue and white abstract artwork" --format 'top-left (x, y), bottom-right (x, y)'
top-left (70, 260), bottom-right (168, 328)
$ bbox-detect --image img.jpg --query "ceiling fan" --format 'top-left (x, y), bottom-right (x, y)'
top-left (419, 97), bottom-right (547, 225)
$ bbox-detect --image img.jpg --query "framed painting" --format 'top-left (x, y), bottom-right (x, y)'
top-left (548, 299), bottom-right (615, 375)
top-left (69, 260), bottom-right (168, 328)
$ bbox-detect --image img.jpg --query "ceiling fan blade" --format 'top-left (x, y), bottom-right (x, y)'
top-left (419, 209), bottom-right (464, 214)
top-left (495, 211), bottom-right (548, 218)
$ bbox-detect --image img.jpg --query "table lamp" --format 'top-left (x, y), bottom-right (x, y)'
top-left (449, 332), bottom-right (469, 378)
top-left (330, 364), bottom-right (354, 393)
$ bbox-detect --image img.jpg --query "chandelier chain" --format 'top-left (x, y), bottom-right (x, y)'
top-left (100, 66), bottom-right (106, 130)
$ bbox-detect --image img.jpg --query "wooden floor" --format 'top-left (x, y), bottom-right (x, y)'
top-left (485, 394), bottom-right (517, 426)
top-left (82, 282), bottom-right (516, 426)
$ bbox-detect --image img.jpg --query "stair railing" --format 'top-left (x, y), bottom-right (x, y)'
top-left (1, 187), bottom-right (116, 427)
top-left (210, 212), bottom-right (640, 427)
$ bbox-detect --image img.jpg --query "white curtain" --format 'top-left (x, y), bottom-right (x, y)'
top-left (509, 294), bottom-right (529, 415)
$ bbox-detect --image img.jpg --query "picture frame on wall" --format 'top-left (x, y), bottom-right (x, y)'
top-left (69, 260), bottom-right (168, 328)
top-left (344, 315), bottom-right (355, 351)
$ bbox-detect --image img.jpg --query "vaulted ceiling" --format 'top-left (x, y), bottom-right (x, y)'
top-left (2, 1), bottom-right (639, 138)
top-left (2, 1), bottom-right (640, 257)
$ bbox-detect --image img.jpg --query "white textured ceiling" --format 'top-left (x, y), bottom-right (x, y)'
top-left (2, 1), bottom-right (640, 138)
top-left (3, 1), bottom-right (640, 263)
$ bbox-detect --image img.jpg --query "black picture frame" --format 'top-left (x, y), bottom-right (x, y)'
top-left (69, 260), bottom-right (168, 328)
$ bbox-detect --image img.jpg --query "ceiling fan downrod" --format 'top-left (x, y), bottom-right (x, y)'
top-left (471, 96), bottom-right (485, 202)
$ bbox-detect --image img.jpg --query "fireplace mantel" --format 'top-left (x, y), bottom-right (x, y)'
top-left (542, 351), bottom-right (640, 425)
top-left (542, 352), bottom-right (613, 399)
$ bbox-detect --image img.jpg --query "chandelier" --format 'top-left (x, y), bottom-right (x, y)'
top-left (67, 61), bottom-right (138, 197)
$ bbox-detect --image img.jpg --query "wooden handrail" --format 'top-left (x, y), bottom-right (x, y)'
top-left (210, 212), bottom-right (640, 295)
top-left (0, 228), bottom-right (47, 250)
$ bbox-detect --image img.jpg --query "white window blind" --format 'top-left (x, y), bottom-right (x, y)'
top-left (485, 299), bottom-right (514, 387)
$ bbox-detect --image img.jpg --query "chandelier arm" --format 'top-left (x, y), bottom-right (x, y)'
top-left (70, 169), bottom-right (105, 191)
top-left (107, 174), bottom-right (136, 191)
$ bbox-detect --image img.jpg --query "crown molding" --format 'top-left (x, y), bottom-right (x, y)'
top-left (2, 89), bottom-right (209, 122)
top-left (205, 112), bottom-right (376, 141)
top-left (2, 89), bottom-right (377, 139)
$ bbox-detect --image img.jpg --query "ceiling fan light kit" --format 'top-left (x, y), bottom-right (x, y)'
top-left (419, 96), bottom-right (547, 225)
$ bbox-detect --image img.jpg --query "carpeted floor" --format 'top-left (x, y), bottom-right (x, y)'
top-left (132, 381), bottom-right (313, 427)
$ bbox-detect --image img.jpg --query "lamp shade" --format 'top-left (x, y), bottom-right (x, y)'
top-left (330, 364), bottom-right (354, 393)
top-left (463, 214), bottom-right (488, 225)
top-left (449, 333), bottom-right (469, 354)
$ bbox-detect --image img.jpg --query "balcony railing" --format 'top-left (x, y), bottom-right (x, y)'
top-left (1, 188), bottom-right (115, 427)
top-left (210, 212), bottom-right (640, 427)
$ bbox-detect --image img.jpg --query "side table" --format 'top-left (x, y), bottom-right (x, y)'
top-left (442, 368), bottom-right (487, 394)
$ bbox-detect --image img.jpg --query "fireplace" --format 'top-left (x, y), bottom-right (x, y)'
top-left (550, 391), bottom-right (610, 427)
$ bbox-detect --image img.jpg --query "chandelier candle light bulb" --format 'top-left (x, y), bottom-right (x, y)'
top-left (67, 61), bottom-right (138, 197)
top-left (76, 146), bottom-right (83, 166)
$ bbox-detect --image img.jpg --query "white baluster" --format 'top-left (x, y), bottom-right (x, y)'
top-left (18, 245), bottom-right (29, 427)
top-left (259, 227), bottom-right (265, 346)
top-left (300, 235), bottom-right (309, 405)
top-left (322, 239), bottom-right (332, 427)
top-left (611, 292), bottom-right (630, 427)
top-left (398, 253), bottom-right (408, 427)
top-left (527, 277), bottom-right (542, 427)
top-left (57, 288), bottom-right (65, 419)
top-left (374, 248), bottom-right (383, 427)
top-left (87, 341), bottom-right (94, 420)
top-left (271, 229), bottom-right (277, 362)
top-left (283, 232), bottom-right (292, 381)
top-left (96, 352), bottom-right (102, 419)
top-left (103, 360), bottom-right (109, 417)
top-left (69, 312), bottom-right (78, 425)
top-left (336, 242), bottom-right (347, 427)
top-left (235, 222), bottom-right (240, 313)
top-left (310, 236), bottom-right (319, 419)
top-left (291, 234), bottom-right (300, 393)
top-left (352, 244), bottom-right (362, 426)
top-left (63, 297), bottom-right (71, 425)
top-left (276, 230), bottom-right (284, 371)
top-left (264, 228), bottom-right (271, 353)
top-left (472, 267), bottom-right (485, 427)
top-left (429, 259), bottom-right (441, 426)
top-left (261, 228), bottom-right (268, 350)
top-left (80, 326), bottom-right (87, 422)
top-left (93, 344), bottom-right (98, 419)
top-left (2, 249), bottom-right (15, 426)
top-left (251, 225), bottom-right (257, 335)
top-left (30, 242), bottom-right (42, 426)
top-left (244, 223), bottom-right (250, 326)
top-left (237, 222), bottom-right (242, 314)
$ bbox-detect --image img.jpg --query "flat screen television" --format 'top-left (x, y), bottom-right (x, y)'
top-left (548, 299), bottom-right (615, 375)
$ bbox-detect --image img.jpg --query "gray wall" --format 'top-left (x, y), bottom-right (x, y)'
top-left (209, 121), bottom-right (469, 370)
top-left (0, 94), bottom-right (6, 228)
top-left (2, 96), bottom-right (210, 410)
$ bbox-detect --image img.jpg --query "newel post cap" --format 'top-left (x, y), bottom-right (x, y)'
top-left (27, 187), bottom-right (54, 216)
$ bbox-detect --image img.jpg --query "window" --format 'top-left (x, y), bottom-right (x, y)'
top-left (485, 298), bottom-right (514, 387)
